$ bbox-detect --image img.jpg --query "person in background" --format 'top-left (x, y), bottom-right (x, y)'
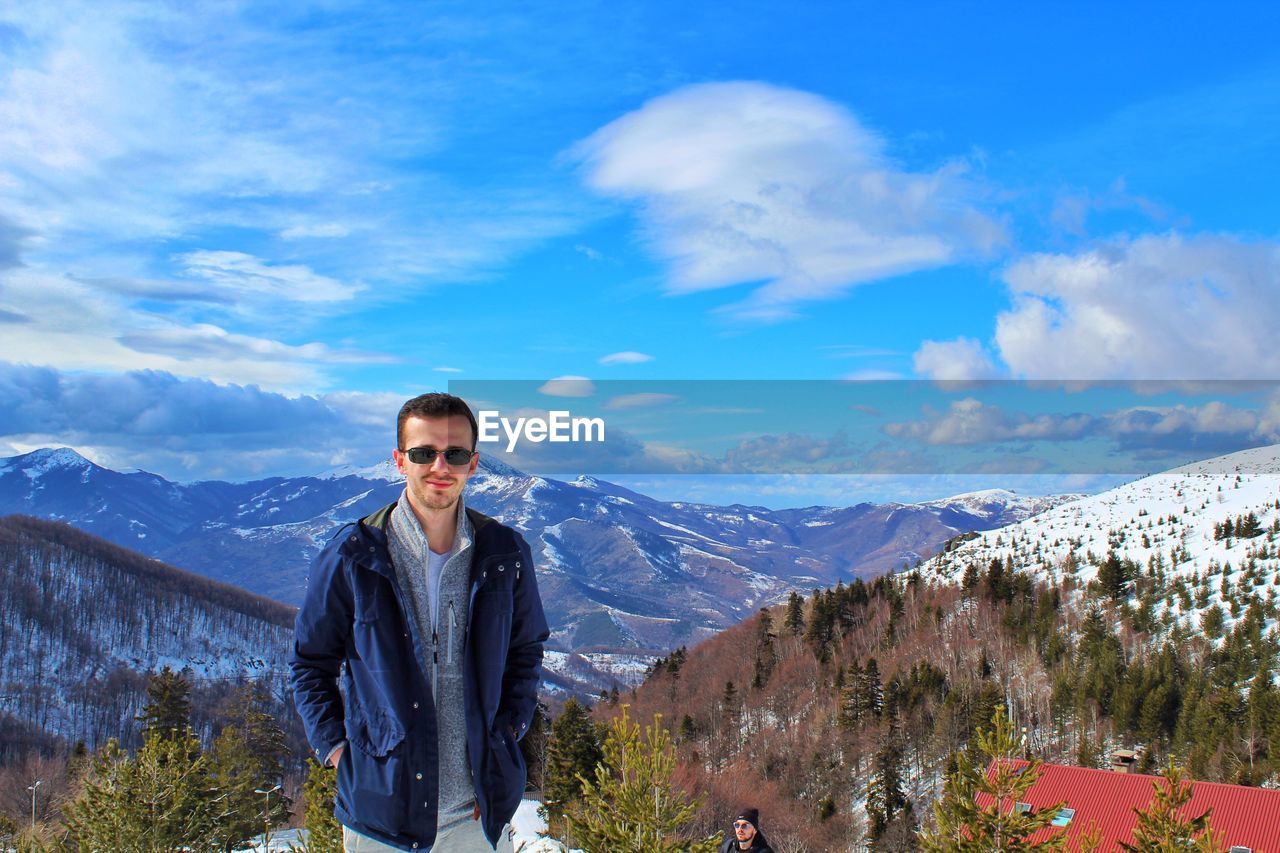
top-left (719, 807), bottom-right (774, 853)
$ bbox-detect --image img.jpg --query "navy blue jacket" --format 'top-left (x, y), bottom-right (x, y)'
top-left (290, 502), bottom-right (549, 850)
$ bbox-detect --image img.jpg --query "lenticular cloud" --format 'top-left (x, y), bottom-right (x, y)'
top-left (573, 81), bottom-right (1003, 320)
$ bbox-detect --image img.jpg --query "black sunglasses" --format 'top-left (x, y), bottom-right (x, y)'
top-left (402, 446), bottom-right (476, 466)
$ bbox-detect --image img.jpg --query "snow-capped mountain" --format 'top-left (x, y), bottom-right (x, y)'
top-left (918, 488), bottom-right (1083, 525)
top-left (916, 444), bottom-right (1280, 637)
top-left (1, 447), bottom-right (1073, 690)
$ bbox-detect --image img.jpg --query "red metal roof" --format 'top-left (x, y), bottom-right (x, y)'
top-left (972, 760), bottom-right (1280, 851)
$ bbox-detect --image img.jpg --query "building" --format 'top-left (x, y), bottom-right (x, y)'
top-left (975, 761), bottom-right (1280, 851)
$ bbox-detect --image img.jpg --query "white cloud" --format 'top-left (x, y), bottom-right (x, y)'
top-left (0, 9), bottom-right (342, 243)
top-left (574, 81), bottom-right (1004, 320)
top-left (603, 393), bottom-right (678, 410)
top-left (882, 394), bottom-right (1280, 455)
top-left (599, 351), bottom-right (653, 365)
top-left (538, 376), bottom-right (595, 397)
top-left (280, 223), bottom-right (352, 240)
top-left (1048, 178), bottom-right (1168, 237)
top-left (0, 361), bottom-right (401, 480)
top-left (912, 337), bottom-right (1001, 380)
top-left (993, 234), bottom-right (1280, 379)
top-left (0, 267), bottom-right (380, 389)
top-left (433, 366), bottom-right (463, 373)
top-left (177, 251), bottom-right (356, 303)
top-left (117, 324), bottom-right (396, 365)
top-left (0, 5), bottom-right (584, 335)
top-left (883, 398), bottom-right (1096, 446)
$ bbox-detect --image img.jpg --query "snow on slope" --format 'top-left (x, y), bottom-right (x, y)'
top-left (917, 488), bottom-right (1085, 523)
top-left (917, 444), bottom-right (1280, 637)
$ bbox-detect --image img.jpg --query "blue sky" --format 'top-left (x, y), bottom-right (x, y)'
top-left (1, 1), bottom-right (1279, 503)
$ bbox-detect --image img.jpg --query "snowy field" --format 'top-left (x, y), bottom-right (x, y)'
top-left (235, 800), bottom-right (574, 852)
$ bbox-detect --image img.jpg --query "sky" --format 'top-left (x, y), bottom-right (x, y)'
top-left (1, 1), bottom-right (1279, 505)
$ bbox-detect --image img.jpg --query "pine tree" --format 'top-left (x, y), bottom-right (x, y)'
top-left (866, 684), bottom-right (910, 840)
top-left (541, 698), bottom-right (605, 833)
top-left (839, 660), bottom-right (864, 730)
top-left (918, 706), bottom-right (1068, 851)
top-left (784, 590), bottom-right (805, 636)
top-left (1097, 551), bottom-right (1129, 601)
top-left (65, 732), bottom-right (222, 852)
top-left (859, 657), bottom-right (884, 721)
top-left (301, 758), bottom-right (342, 852)
top-left (721, 681), bottom-right (739, 727)
top-left (137, 665), bottom-right (194, 741)
top-left (207, 681), bottom-right (292, 847)
top-left (679, 714), bottom-right (697, 743)
top-left (562, 706), bottom-right (719, 852)
top-left (1119, 762), bottom-right (1223, 852)
top-left (1238, 512), bottom-right (1262, 539)
top-left (753, 608), bottom-right (777, 688)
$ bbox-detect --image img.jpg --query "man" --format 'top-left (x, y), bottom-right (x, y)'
top-left (291, 393), bottom-right (549, 851)
top-left (718, 807), bottom-right (774, 853)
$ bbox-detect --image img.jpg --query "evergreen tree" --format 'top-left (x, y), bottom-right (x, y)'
top-left (1237, 512), bottom-right (1263, 539)
top-left (721, 681), bottom-right (740, 733)
top-left (804, 590), bottom-right (836, 661)
top-left (1200, 605), bottom-right (1225, 640)
top-left (562, 706), bottom-right (719, 852)
top-left (860, 657), bottom-right (884, 721)
top-left (753, 608), bottom-right (777, 687)
top-left (541, 698), bottom-right (605, 832)
top-left (300, 758), bottom-right (342, 852)
top-left (866, 684), bottom-right (909, 840)
top-left (985, 557), bottom-right (1010, 603)
top-left (839, 660), bottom-right (864, 730)
top-left (918, 706), bottom-right (1068, 851)
top-left (65, 732), bottom-right (222, 852)
top-left (751, 655), bottom-right (767, 690)
top-left (784, 591), bottom-right (805, 636)
top-left (1097, 551), bottom-right (1130, 601)
top-left (1120, 762), bottom-right (1222, 852)
top-left (137, 665), bottom-right (194, 741)
top-left (207, 680), bottom-right (292, 847)
top-left (679, 714), bottom-right (698, 743)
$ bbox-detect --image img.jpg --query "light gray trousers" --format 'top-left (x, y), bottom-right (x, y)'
top-left (342, 822), bottom-right (515, 852)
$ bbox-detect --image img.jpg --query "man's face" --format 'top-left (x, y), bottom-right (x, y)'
top-left (734, 820), bottom-right (756, 845)
top-left (393, 414), bottom-right (478, 514)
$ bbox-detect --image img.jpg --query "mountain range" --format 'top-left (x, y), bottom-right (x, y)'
top-left (915, 443), bottom-right (1280, 637)
top-left (0, 447), bottom-right (1077, 691)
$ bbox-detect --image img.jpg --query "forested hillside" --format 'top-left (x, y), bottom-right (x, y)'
top-left (0, 515), bottom-right (296, 758)
top-left (603, 452), bottom-right (1280, 850)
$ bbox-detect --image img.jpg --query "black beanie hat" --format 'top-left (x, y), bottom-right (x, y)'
top-left (735, 807), bottom-right (759, 828)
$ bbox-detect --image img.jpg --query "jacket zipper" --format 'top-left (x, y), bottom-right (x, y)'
top-left (447, 601), bottom-right (457, 665)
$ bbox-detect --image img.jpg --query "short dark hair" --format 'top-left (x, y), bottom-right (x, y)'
top-left (397, 393), bottom-right (478, 451)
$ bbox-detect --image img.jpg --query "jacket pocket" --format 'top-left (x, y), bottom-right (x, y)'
top-left (352, 573), bottom-right (389, 624)
top-left (349, 705), bottom-right (406, 758)
top-left (484, 725), bottom-right (526, 820)
top-left (340, 709), bottom-right (408, 834)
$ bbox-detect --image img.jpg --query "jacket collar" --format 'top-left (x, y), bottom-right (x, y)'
top-left (362, 500), bottom-right (494, 535)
